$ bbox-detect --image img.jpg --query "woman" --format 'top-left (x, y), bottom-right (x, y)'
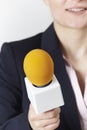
top-left (0, 0), bottom-right (87, 129)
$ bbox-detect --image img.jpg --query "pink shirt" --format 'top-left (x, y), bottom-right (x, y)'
top-left (65, 62), bottom-right (87, 130)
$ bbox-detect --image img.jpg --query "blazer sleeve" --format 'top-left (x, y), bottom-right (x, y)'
top-left (0, 43), bottom-right (32, 130)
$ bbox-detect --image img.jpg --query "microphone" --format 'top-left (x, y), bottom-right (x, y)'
top-left (23, 49), bottom-right (64, 114)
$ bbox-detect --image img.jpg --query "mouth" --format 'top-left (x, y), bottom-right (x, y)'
top-left (66, 7), bottom-right (87, 14)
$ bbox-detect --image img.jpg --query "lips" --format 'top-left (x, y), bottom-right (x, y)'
top-left (66, 7), bottom-right (87, 13)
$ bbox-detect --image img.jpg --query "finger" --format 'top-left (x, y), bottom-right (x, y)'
top-left (44, 118), bottom-right (60, 130)
top-left (37, 115), bottom-right (60, 127)
top-left (43, 108), bottom-right (61, 119)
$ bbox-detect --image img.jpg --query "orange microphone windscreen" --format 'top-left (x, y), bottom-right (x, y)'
top-left (23, 49), bottom-right (54, 87)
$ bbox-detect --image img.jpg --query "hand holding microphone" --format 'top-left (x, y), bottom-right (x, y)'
top-left (28, 103), bottom-right (61, 130)
top-left (23, 49), bottom-right (64, 129)
top-left (23, 49), bottom-right (64, 114)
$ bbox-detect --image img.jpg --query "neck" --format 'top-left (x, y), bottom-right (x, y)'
top-left (54, 23), bottom-right (87, 60)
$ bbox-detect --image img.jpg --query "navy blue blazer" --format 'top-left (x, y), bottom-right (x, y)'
top-left (0, 24), bottom-right (82, 130)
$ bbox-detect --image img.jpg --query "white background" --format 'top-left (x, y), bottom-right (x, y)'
top-left (0, 0), bottom-right (52, 48)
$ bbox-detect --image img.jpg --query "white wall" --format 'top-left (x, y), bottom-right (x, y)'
top-left (0, 0), bottom-right (52, 48)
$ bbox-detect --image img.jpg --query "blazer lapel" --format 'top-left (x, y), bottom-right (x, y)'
top-left (41, 24), bottom-right (82, 130)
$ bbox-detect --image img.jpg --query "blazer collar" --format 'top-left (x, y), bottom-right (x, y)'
top-left (41, 23), bottom-right (82, 130)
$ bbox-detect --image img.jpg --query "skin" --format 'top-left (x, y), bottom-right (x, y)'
top-left (44, 0), bottom-right (87, 29)
top-left (28, 0), bottom-right (87, 129)
top-left (28, 104), bottom-right (61, 130)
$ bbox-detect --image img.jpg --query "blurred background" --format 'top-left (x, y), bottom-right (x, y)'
top-left (0, 0), bottom-right (52, 49)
